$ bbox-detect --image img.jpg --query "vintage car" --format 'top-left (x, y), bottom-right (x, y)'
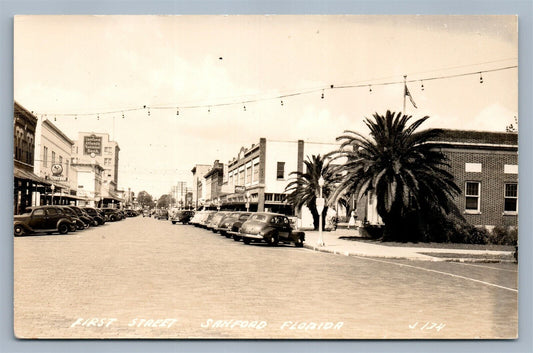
top-left (198, 211), bottom-right (217, 228)
top-left (170, 210), bottom-right (195, 224)
top-left (68, 206), bottom-right (98, 227)
top-left (218, 212), bottom-right (252, 239)
top-left (238, 212), bottom-right (305, 247)
top-left (14, 205), bottom-right (76, 236)
top-left (206, 211), bottom-right (231, 232)
top-left (82, 207), bottom-right (106, 225)
top-left (58, 206), bottom-right (87, 230)
top-left (154, 209), bottom-right (169, 220)
top-left (98, 208), bottom-right (123, 222)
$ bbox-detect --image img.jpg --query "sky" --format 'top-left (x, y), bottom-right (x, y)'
top-left (14, 15), bottom-right (518, 197)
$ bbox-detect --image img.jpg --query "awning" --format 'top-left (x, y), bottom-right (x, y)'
top-left (14, 167), bottom-right (51, 185)
top-left (50, 193), bottom-right (89, 201)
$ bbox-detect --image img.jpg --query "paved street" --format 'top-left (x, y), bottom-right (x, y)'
top-left (14, 216), bottom-right (517, 339)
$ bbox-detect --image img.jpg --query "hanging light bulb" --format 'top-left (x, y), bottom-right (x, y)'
top-left (148, 108), bottom-right (151, 116)
top-left (176, 108), bottom-right (179, 116)
top-left (208, 106), bottom-right (211, 113)
top-left (421, 81), bottom-right (425, 91)
top-left (74, 115), bottom-right (77, 120)
top-left (369, 85), bottom-right (372, 93)
top-left (243, 105), bottom-right (246, 111)
top-left (122, 112), bottom-right (125, 119)
top-left (54, 116), bottom-right (57, 121)
top-left (479, 72), bottom-right (483, 84)
top-left (97, 114), bottom-right (100, 120)
top-left (280, 100), bottom-right (284, 106)
top-left (321, 90), bottom-right (324, 99)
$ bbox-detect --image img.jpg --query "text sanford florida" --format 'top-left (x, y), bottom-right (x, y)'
top-left (200, 319), bottom-right (344, 331)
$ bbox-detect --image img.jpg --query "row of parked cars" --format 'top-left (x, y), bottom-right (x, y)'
top-left (13, 205), bottom-right (136, 236)
top-left (176, 210), bottom-right (305, 247)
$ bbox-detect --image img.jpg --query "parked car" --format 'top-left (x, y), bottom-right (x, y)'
top-left (58, 206), bottom-right (86, 230)
top-left (170, 210), bottom-right (195, 224)
top-left (65, 206), bottom-right (98, 228)
top-left (82, 207), bottom-right (106, 225)
top-left (206, 211), bottom-right (231, 232)
top-left (124, 209), bottom-right (139, 217)
top-left (222, 212), bottom-right (252, 240)
top-left (239, 212), bottom-right (305, 247)
top-left (189, 211), bottom-right (206, 226)
top-left (198, 211), bottom-right (217, 228)
top-left (99, 208), bottom-right (122, 222)
top-left (142, 209), bottom-right (151, 217)
top-left (14, 205), bottom-right (76, 236)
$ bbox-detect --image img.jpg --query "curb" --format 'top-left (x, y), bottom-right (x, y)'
top-left (302, 243), bottom-right (516, 264)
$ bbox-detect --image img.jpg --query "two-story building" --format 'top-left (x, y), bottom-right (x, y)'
top-left (13, 102), bottom-right (50, 214)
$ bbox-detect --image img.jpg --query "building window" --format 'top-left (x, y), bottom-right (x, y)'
top-left (51, 151), bottom-right (56, 164)
top-left (43, 147), bottom-right (48, 167)
top-left (246, 164), bottom-right (252, 185)
top-left (253, 159), bottom-right (259, 183)
top-left (239, 169), bottom-right (245, 185)
top-left (104, 158), bottom-right (112, 166)
top-left (59, 156), bottom-right (63, 167)
top-left (276, 162), bottom-right (285, 180)
top-left (104, 147), bottom-right (112, 154)
top-left (465, 181), bottom-right (480, 212)
top-left (504, 183), bottom-right (518, 213)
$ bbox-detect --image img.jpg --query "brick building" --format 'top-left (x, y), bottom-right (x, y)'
top-left (426, 129), bottom-right (518, 229)
top-left (13, 102), bottom-right (50, 214)
top-left (356, 129), bottom-right (518, 229)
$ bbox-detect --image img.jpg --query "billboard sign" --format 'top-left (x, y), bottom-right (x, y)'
top-left (84, 134), bottom-right (102, 156)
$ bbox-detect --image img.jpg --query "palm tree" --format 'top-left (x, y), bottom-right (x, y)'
top-left (330, 110), bottom-right (461, 241)
top-left (285, 154), bottom-right (334, 230)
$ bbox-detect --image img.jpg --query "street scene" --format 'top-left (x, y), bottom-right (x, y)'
top-left (14, 216), bottom-right (517, 339)
top-left (13, 15), bottom-right (518, 339)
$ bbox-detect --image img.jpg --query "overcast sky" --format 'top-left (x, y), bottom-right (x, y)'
top-left (14, 15), bottom-right (518, 197)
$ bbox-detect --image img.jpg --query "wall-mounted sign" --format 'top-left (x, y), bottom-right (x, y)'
top-left (235, 185), bottom-right (246, 194)
top-left (51, 163), bottom-right (63, 176)
top-left (84, 134), bottom-right (102, 156)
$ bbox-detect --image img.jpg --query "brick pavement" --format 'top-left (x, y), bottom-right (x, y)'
top-left (14, 217), bottom-right (518, 339)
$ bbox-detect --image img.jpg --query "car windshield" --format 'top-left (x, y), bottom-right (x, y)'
top-left (239, 214), bottom-right (251, 220)
top-left (249, 214), bottom-right (267, 222)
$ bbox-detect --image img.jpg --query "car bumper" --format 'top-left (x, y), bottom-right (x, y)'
top-left (240, 232), bottom-right (264, 240)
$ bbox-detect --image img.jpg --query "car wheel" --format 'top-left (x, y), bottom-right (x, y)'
top-left (172, 221), bottom-right (177, 224)
top-left (93, 220), bottom-right (99, 227)
top-left (294, 238), bottom-right (304, 247)
top-left (77, 223), bottom-right (85, 230)
top-left (233, 235), bottom-right (241, 241)
top-left (58, 223), bottom-right (69, 235)
top-left (14, 225), bottom-right (25, 237)
top-left (243, 237), bottom-right (251, 245)
top-left (69, 225), bottom-right (77, 232)
top-left (110, 215), bottom-right (116, 222)
top-left (267, 233), bottom-right (279, 246)
top-left (84, 222), bottom-right (90, 229)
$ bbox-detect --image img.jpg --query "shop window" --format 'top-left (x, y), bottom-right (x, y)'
top-left (465, 181), bottom-right (480, 212)
top-left (277, 162), bottom-right (285, 180)
top-left (504, 183), bottom-right (518, 213)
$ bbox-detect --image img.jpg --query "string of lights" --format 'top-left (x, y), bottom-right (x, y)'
top-left (37, 64), bottom-right (517, 119)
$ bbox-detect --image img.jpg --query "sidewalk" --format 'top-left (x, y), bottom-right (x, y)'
top-left (302, 227), bottom-right (515, 263)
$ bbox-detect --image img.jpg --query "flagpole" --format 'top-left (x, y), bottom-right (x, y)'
top-left (403, 75), bottom-right (407, 115)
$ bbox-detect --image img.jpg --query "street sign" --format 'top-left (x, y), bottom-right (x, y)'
top-left (316, 197), bottom-right (325, 213)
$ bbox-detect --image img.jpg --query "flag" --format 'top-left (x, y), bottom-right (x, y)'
top-left (404, 83), bottom-right (417, 109)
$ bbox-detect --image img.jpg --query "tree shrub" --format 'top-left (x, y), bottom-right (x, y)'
top-left (489, 226), bottom-right (518, 245)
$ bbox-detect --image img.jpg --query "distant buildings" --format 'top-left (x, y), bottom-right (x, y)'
top-left (71, 132), bottom-right (122, 206)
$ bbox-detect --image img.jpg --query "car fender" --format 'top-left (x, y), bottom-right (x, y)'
top-left (260, 226), bottom-right (277, 238)
top-left (14, 221), bottom-right (33, 233)
top-left (56, 218), bottom-right (73, 229)
top-left (291, 231), bottom-right (305, 242)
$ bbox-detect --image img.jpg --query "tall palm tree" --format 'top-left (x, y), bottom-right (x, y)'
top-left (285, 154), bottom-right (334, 230)
top-left (330, 110), bottom-right (461, 241)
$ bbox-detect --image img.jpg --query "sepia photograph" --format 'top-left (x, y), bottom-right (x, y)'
top-left (13, 14), bottom-right (519, 339)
